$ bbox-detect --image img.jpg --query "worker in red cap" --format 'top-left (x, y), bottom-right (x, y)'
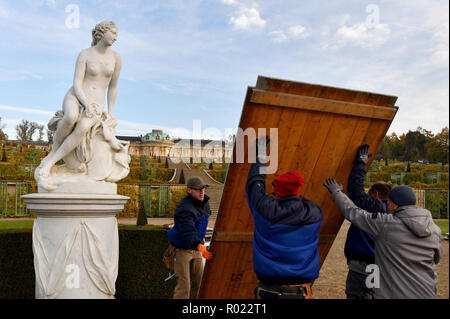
top-left (272, 171), bottom-right (304, 197)
top-left (245, 136), bottom-right (323, 299)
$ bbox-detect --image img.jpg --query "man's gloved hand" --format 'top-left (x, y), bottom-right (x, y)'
top-left (255, 136), bottom-right (270, 162)
top-left (355, 144), bottom-right (371, 164)
top-left (323, 178), bottom-right (343, 194)
top-left (198, 244), bottom-right (213, 260)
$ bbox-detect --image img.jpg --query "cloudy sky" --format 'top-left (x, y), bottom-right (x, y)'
top-left (0, 0), bottom-right (448, 141)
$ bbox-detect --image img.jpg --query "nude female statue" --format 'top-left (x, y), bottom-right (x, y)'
top-left (36, 21), bottom-right (128, 190)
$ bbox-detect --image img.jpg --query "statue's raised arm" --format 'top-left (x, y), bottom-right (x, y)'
top-left (35, 21), bottom-right (130, 193)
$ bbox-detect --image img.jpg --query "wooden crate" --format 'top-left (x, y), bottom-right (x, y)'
top-left (199, 76), bottom-right (398, 298)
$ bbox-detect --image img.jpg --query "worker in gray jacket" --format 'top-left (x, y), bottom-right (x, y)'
top-left (323, 179), bottom-right (442, 299)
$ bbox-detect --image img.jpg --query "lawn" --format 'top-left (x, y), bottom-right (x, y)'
top-left (435, 220), bottom-right (449, 235)
top-left (0, 219), bottom-right (163, 231)
top-left (0, 218), bottom-right (448, 235)
top-left (0, 219), bottom-right (34, 230)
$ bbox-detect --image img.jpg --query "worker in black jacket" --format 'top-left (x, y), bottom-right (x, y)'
top-left (344, 144), bottom-right (391, 299)
top-left (167, 176), bottom-right (213, 299)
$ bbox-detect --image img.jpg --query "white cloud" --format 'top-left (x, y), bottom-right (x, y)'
top-left (230, 7), bottom-right (266, 30)
top-left (428, 25), bottom-right (449, 68)
top-left (0, 3), bottom-right (9, 17)
top-left (268, 30), bottom-right (288, 43)
top-left (220, 0), bottom-right (237, 4)
top-left (0, 68), bottom-right (44, 81)
top-left (268, 25), bottom-right (308, 43)
top-left (0, 104), bottom-right (53, 116)
top-left (334, 22), bottom-right (391, 49)
top-left (288, 25), bottom-right (308, 39)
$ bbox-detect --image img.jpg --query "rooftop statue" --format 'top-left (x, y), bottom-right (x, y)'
top-left (35, 21), bottom-right (130, 192)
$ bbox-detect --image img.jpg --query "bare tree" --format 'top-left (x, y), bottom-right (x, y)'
top-left (47, 129), bottom-right (54, 143)
top-left (15, 120), bottom-right (30, 140)
top-left (0, 117), bottom-right (8, 140)
top-left (15, 120), bottom-right (43, 141)
top-left (37, 124), bottom-right (45, 141)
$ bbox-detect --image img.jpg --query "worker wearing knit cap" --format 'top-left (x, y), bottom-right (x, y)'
top-left (245, 137), bottom-right (323, 299)
top-left (387, 185), bottom-right (417, 206)
top-left (273, 171), bottom-right (304, 197)
top-left (324, 180), bottom-right (442, 299)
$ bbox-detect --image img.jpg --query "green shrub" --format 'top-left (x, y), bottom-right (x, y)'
top-left (136, 196), bottom-right (148, 225)
top-left (368, 171), bottom-right (391, 183)
top-left (115, 226), bottom-right (176, 298)
top-left (385, 163), bottom-right (406, 172)
top-left (207, 169), bottom-right (226, 183)
top-left (121, 167), bottom-right (174, 184)
top-left (408, 181), bottom-right (449, 189)
top-left (169, 187), bottom-right (187, 217)
top-left (24, 149), bottom-right (43, 164)
top-left (179, 169), bottom-right (185, 184)
top-left (154, 168), bottom-right (174, 182)
top-left (0, 229), bottom-right (34, 298)
top-left (1, 149), bottom-right (7, 162)
top-left (117, 184), bottom-right (139, 218)
top-left (403, 172), bottom-right (423, 185)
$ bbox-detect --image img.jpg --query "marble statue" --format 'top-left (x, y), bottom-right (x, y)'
top-left (35, 21), bottom-right (130, 193)
top-left (24, 21), bottom-right (130, 299)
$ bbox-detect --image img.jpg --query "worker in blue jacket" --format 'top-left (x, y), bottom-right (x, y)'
top-left (344, 144), bottom-right (391, 299)
top-left (167, 176), bottom-right (212, 299)
top-left (245, 137), bottom-right (323, 299)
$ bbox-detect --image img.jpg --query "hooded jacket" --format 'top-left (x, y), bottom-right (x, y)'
top-left (167, 194), bottom-right (211, 250)
top-left (331, 189), bottom-right (442, 299)
top-left (245, 160), bottom-right (323, 284)
top-left (345, 162), bottom-right (388, 264)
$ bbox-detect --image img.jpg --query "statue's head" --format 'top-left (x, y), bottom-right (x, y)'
top-left (91, 21), bottom-right (118, 47)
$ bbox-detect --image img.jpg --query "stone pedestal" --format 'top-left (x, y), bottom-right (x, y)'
top-left (22, 193), bottom-right (129, 299)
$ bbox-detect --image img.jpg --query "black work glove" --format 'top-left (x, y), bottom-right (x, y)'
top-left (255, 136), bottom-right (270, 162)
top-left (323, 178), bottom-right (343, 194)
top-left (355, 144), bottom-right (371, 164)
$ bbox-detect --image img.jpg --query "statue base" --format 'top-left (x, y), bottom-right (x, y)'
top-left (37, 178), bottom-right (117, 194)
top-left (22, 193), bottom-right (129, 299)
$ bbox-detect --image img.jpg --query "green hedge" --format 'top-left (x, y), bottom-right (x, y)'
top-left (0, 226), bottom-right (176, 299)
top-left (367, 171), bottom-right (391, 183)
top-left (115, 225), bottom-right (176, 299)
top-left (206, 169), bottom-right (227, 183)
top-left (117, 184), bottom-right (139, 217)
top-left (0, 229), bottom-right (35, 298)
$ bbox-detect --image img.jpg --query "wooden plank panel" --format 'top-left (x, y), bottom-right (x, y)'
top-left (306, 115), bottom-right (361, 259)
top-left (250, 89), bottom-right (398, 121)
top-left (203, 96), bottom-right (286, 299)
top-left (214, 231), bottom-right (337, 245)
top-left (199, 76), bottom-right (397, 299)
top-left (256, 76), bottom-right (398, 107)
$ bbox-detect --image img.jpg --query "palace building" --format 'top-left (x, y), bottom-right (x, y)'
top-left (1, 129), bottom-right (233, 163)
top-left (117, 129), bottom-right (233, 162)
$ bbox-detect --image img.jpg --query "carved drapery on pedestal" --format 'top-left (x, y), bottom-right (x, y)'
top-left (22, 193), bottom-right (128, 299)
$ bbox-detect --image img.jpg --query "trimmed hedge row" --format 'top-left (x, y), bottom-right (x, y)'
top-left (0, 226), bottom-right (176, 299)
top-left (0, 229), bottom-right (35, 298)
top-left (115, 225), bottom-right (176, 299)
